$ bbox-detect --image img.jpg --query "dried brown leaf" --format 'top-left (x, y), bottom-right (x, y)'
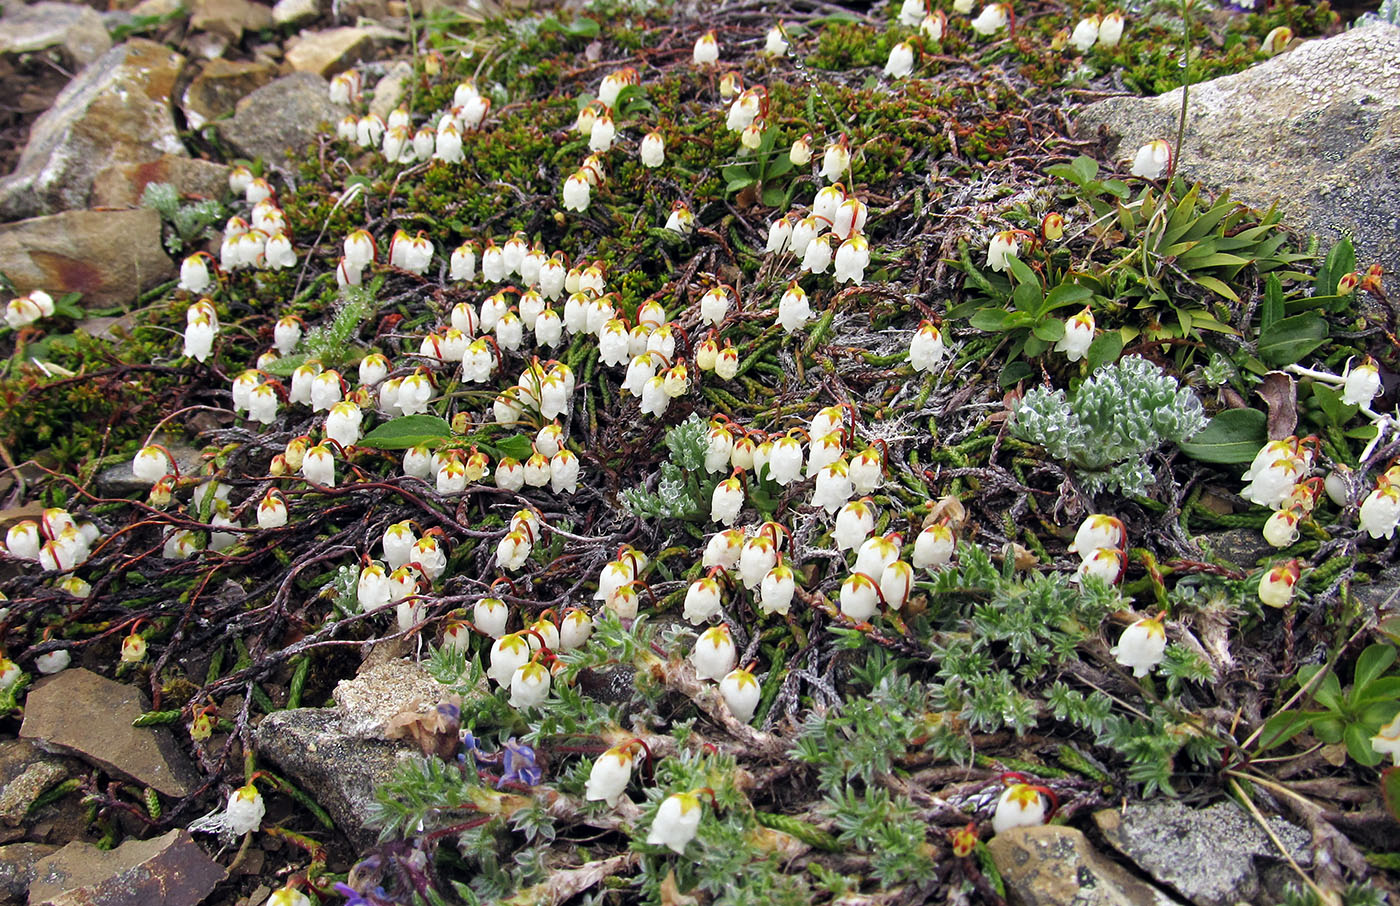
top-left (1257, 371), bottom-right (1298, 440)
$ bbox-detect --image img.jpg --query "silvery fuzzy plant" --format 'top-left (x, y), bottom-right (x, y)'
top-left (1012, 355), bottom-right (1207, 496)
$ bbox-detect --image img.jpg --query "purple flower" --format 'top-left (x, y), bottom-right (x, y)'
top-left (499, 738), bottom-right (541, 788)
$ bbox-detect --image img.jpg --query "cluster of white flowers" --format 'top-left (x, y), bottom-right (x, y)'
top-left (1065, 11), bottom-right (1125, 54)
top-left (4, 289), bottom-right (55, 330)
top-left (3, 507), bottom-right (101, 574)
top-left (333, 77), bottom-right (489, 168)
top-left (1067, 512), bottom-right (1126, 587)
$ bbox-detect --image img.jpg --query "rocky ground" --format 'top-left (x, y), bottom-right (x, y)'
top-left (0, 0), bottom-right (1399, 904)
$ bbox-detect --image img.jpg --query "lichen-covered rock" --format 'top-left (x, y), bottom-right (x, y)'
top-left (0, 39), bottom-right (185, 221)
top-left (987, 824), bottom-right (1184, 906)
top-left (28, 831), bottom-right (223, 906)
top-left (217, 72), bottom-right (343, 166)
top-left (0, 209), bottom-right (174, 306)
top-left (1075, 24), bottom-right (1400, 284)
top-left (255, 708), bottom-right (417, 848)
top-left (1094, 800), bottom-right (1311, 906)
top-left (188, 0), bottom-right (272, 43)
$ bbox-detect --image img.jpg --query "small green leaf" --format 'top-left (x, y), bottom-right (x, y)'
top-left (492, 434), bottom-right (534, 462)
top-left (1344, 722), bottom-right (1384, 767)
top-left (1255, 710), bottom-right (1314, 751)
top-left (1258, 313), bottom-right (1328, 368)
top-left (1032, 319), bottom-right (1065, 342)
top-left (1193, 274), bottom-right (1241, 302)
top-left (1260, 274), bottom-right (1284, 333)
top-left (357, 415), bottom-right (452, 450)
top-left (1353, 644), bottom-right (1398, 695)
top-left (969, 310), bottom-right (1012, 332)
top-left (998, 360), bottom-right (1033, 388)
top-left (1316, 237), bottom-right (1355, 296)
top-left (1178, 408), bottom-right (1267, 464)
top-left (1085, 330), bottom-right (1124, 372)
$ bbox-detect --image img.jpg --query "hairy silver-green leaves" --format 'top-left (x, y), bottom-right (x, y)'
top-left (1012, 355), bottom-right (1207, 496)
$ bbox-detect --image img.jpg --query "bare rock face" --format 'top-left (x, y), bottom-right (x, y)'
top-left (28, 831), bottom-right (224, 906)
top-left (216, 72), bottom-right (344, 166)
top-left (1075, 24), bottom-right (1400, 282)
top-left (181, 58), bottom-right (277, 129)
top-left (90, 155), bottom-right (229, 208)
top-left (0, 209), bottom-right (174, 306)
top-left (188, 0), bottom-right (273, 43)
top-left (18, 669), bottom-right (200, 798)
top-left (283, 27), bottom-right (375, 78)
top-left (0, 3), bottom-right (111, 67)
top-left (0, 39), bottom-right (186, 222)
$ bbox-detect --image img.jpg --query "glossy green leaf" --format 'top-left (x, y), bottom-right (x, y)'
top-left (1178, 408), bottom-right (1267, 464)
top-left (1344, 722), bottom-right (1383, 767)
top-left (357, 415), bottom-right (452, 450)
top-left (1258, 313), bottom-right (1327, 368)
top-left (1255, 710), bottom-right (1313, 751)
top-left (1353, 644), bottom-right (1398, 694)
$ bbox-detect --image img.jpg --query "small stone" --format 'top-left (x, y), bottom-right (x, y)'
top-left (1195, 529), bottom-right (1276, 570)
top-left (255, 708), bottom-right (418, 848)
top-left (1095, 801), bottom-right (1311, 906)
top-left (0, 39), bottom-right (186, 221)
top-left (0, 844), bottom-right (59, 904)
top-left (95, 442), bottom-right (204, 498)
top-left (0, 209), bottom-right (175, 308)
top-left (272, 0), bottom-right (319, 27)
top-left (283, 27), bottom-right (374, 78)
top-left (91, 154), bottom-right (230, 207)
top-left (28, 830), bottom-right (224, 906)
top-left (181, 58), bottom-right (277, 128)
top-left (0, 740), bottom-right (73, 827)
top-left (128, 0), bottom-right (184, 18)
top-left (986, 824), bottom-right (1184, 906)
top-left (368, 60), bottom-right (413, 121)
top-left (189, 0), bottom-right (273, 42)
top-left (19, 669), bottom-right (201, 798)
top-left (217, 72), bottom-right (342, 166)
top-left (0, 3), bottom-right (111, 67)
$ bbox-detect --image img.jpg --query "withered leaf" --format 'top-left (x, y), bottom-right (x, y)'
top-left (1256, 371), bottom-right (1298, 440)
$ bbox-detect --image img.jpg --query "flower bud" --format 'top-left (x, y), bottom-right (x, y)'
top-left (1258, 560), bottom-right (1301, 609)
top-left (692, 624), bottom-right (737, 681)
top-left (720, 668), bottom-right (761, 722)
top-left (1110, 616), bottom-right (1166, 677)
top-left (648, 792), bottom-right (704, 853)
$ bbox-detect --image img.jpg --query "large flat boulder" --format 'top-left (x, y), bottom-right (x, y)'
top-left (0, 39), bottom-right (186, 221)
top-left (0, 209), bottom-right (174, 307)
top-left (28, 831), bottom-right (223, 906)
top-left (1074, 24), bottom-right (1400, 281)
top-left (19, 669), bottom-right (200, 798)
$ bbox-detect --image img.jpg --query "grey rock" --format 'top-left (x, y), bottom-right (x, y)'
top-left (1350, 565), bottom-right (1400, 613)
top-left (0, 3), bottom-right (111, 67)
top-left (368, 60), bottom-right (413, 121)
top-left (0, 39), bottom-right (186, 221)
top-left (987, 825), bottom-right (1184, 906)
top-left (272, 0), bottom-right (319, 27)
top-left (0, 209), bottom-right (174, 308)
top-left (217, 72), bottom-right (342, 166)
top-left (0, 843), bottom-right (59, 905)
top-left (19, 669), bottom-right (201, 798)
top-left (181, 58), bottom-right (278, 129)
top-left (1195, 528), bottom-right (1275, 570)
top-left (255, 708), bottom-right (419, 847)
top-left (95, 443), bottom-right (205, 498)
top-left (28, 830), bottom-right (224, 906)
top-left (283, 27), bottom-right (375, 78)
top-left (0, 739), bottom-right (72, 827)
top-left (1075, 24), bottom-right (1400, 286)
top-left (1094, 800), bottom-right (1312, 906)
